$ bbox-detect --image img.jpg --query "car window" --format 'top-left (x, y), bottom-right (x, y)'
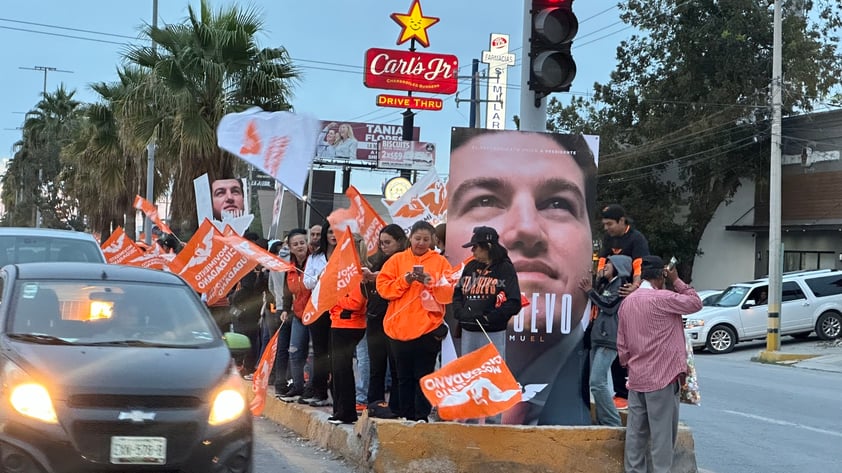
top-left (804, 274), bottom-right (842, 297)
top-left (747, 286), bottom-right (768, 305)
top-left (6, 280), bottom-right (217, 347)
top-left (701, 293), bottom-right (721, 306)
top-left (0, 235), bottom-right (105, 265)
top-left (715, 286), bottom-right (750, 307)
top-left (782, 281), bottom-right (806, 302)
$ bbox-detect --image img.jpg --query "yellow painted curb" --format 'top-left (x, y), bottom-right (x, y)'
top-left (247, 383), bottom-right (699, 473)
top-left (753, 351), bottom-right (819, 364)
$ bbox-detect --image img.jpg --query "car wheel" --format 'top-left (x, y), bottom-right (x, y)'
top-left (706, 325), bottom-right (736, 354)
top-left (790, 331), bottom-right (812, 340)
top-left (816, 311), bottom-right (842, 340)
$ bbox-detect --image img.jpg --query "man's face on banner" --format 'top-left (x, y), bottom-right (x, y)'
top-left (448, 132), bottom-right (593, 335)
top-left (211, 179), bottom-right (245, 220)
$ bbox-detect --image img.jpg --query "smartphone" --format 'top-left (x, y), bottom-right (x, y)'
top-left (667, 256), bottom-right (678, 271)
top-left (413, 265), bottom-right (424, 275)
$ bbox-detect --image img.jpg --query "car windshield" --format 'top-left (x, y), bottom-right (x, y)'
top-left (714, 286), bottom-right (750, 307)
top-left (6, 280), bottom-right (217, 347)
top-left (0, 235), bottom-right (104, 264)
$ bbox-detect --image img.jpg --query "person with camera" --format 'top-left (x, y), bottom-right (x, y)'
top-left (617, 255), bottom-right (701, 473)
top-left (376, 221), bottom-right (453, 422)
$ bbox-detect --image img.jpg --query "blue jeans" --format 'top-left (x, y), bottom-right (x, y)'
top-left (355, 334), bottom-right (370, 404)
top-left (287, 316), bottom-right (310, 393)
top-left (271, 314), bottom-right (291, 391)
top-left (590, 346), bottom-right (622, 426)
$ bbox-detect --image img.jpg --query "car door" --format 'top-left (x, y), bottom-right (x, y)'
top-left (738, 285), bottom-right (769, 338)
top-left (780, 281), bottom-right (812, 332)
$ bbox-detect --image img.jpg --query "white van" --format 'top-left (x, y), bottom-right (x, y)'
top-left (683, 269), bottom-right (842, 353)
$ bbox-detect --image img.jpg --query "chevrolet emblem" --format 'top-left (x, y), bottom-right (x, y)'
top-left (118, 410), bottom-right (156, 423)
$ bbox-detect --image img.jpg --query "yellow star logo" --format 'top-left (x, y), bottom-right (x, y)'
top-left (390, 0), bottom-right (440, 48)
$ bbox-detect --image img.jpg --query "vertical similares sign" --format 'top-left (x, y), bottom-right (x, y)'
top-left (481, 34), bottom-right (516, 130)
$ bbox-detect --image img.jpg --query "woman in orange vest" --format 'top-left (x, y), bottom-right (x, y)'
top-left (327, 235), bottom-right (369, 424)
top-left (376, 221), bottom-right (453, 422)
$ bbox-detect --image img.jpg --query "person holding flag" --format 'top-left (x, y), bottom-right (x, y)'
top-left (300, 222), bottom-right (337, 407)
top-left (327, 235), bottom-right (369, 425)
top-left (376, 221), bottom-right (453, 422)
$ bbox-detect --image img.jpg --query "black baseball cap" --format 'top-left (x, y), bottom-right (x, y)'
top-left (462, 226), bottom-right (499, 248)
top-left (641, 255), bottom-right (665, 271)
top-left (601, 204), bottom-right (626, 221)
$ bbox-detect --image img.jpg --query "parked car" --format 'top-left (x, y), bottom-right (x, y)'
top-left (698, 289), bottom-right (724, 307)
top-left (0, 227), bottom-right (105, 265)
top-left (684, 269), bottom-right (842, 354)
top-left (0, 262), bottom-right (252, 473)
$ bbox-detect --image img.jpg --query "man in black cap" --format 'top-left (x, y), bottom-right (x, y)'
top-left (617, 255), bottom-right (701, 473)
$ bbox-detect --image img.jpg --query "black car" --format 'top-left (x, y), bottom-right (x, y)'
top-left (0, 263), bottom-right (252, 473)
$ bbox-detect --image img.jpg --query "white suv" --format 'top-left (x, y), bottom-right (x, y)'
top-left (684, 269), bottom-right (842, 353)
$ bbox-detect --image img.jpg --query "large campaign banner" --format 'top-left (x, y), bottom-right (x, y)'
top-left (446, 127), bottom-right (599, 426)
top-left (315, 120), bottom-right (420, 166)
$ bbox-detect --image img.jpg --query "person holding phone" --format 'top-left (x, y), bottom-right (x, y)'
top-left (376, 221), bottom-right (453, 422)
top-left (617, 255), bottom-right (701, 473)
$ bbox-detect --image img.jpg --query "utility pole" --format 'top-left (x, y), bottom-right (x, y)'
top-left (145, 0), bottom-right (159, 244)
top-left (519, 0), bottom-right (546, 132)
top-left (19, 65), bottom-right (73, 228)
top-left (765, 0), bottom-right (783, 354)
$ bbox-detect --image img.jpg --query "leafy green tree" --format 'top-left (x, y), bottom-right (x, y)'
top-left (121, 0), bottom-right (299, 234)
top-left (548, 0), bottom-right (842, 279)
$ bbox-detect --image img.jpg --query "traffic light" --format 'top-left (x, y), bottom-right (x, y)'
top-left (528, 0), bottom-right (577, 99)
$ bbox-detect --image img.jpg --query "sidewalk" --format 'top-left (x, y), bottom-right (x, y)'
top-left (753, 338), bottom-right (842, 372)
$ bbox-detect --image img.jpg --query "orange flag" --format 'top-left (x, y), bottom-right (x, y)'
top-left (100, 227), bottom-right (144, 264)
top-left (214, 229), bottom-right (296, 273)
top-left (133, 195), bottom-right (173, 235)
top-left (125, 243), bottom-right (175, 270)
top-left (249, 325), bottom-right (281, 416)
top-left (301, 228), bottom-right (361, 325)
top-left (169, 219), bottom-right (257, 305)
top-left (327, 185), bottom-right (386, 257)
top-left (420, 343), bottom-right (522, 420)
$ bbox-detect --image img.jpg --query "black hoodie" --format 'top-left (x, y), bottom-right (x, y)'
top-left (452, 258), bottom-right (522, 333)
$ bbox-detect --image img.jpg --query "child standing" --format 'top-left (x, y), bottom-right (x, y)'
top-left (579, 254), bottom-right (632, 426)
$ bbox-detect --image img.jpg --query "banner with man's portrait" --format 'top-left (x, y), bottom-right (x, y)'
top-left (446, 127), bottom-right (599, 426)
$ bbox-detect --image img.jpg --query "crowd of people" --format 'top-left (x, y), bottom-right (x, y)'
top-left (143, 134), bottom-right (696, 471)
top-left (210, 197), bottom-right (698, 471)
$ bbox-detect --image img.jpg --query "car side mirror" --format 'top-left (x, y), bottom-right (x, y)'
top-left (742, 299), bottom-right (756, 309)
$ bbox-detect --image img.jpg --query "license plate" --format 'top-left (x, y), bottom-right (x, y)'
top-left (110, 436), bottom-right (166, 465)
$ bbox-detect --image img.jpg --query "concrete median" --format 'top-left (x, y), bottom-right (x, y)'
top-left (253, 388), bottom-right (699, 473)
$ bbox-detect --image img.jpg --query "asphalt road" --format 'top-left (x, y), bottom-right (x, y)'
top-left (679, 337), bottom-right (842, 473)
top-left (253, 416), bottom-right (357, 473)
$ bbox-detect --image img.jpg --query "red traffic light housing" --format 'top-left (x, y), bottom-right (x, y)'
top-left (529, 0), bottom-right (577, 103)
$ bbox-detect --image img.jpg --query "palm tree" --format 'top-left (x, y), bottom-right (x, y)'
top-left (1, 86), bottom-right (81, 228)
top-left (121, 0), bottom-right (299, 233)
top-left (61, 67), bottom-right (152, 239)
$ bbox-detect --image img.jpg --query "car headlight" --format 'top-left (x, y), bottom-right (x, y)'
top-left (10, 383), bottom-right (58, 424)
top-left (685, 318), bottom-right (705, 329)
top-left (208, 365), bottom-right (246, 425)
